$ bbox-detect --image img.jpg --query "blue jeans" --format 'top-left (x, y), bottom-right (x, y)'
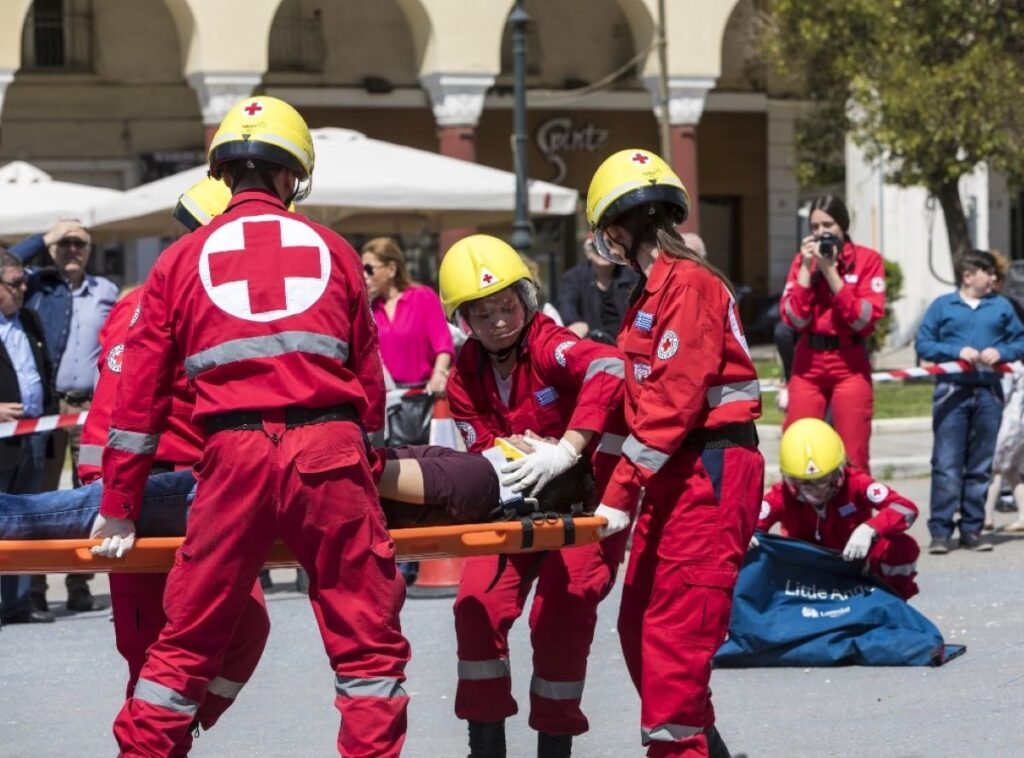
top-left (0, 469), bottom-right (197, 541)
top-left (928, 382), bottom-right (1004, 538)
top-left (0, 433), bottom-right (50, 620)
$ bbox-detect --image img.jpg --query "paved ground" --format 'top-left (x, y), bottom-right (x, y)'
top-left (3, 476), bottom-right (1024, 757)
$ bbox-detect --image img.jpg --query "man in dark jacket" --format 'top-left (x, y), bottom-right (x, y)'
top-left (555, 234), bottom-right (638, 344)
top-left (0, 249), bottom-right (57, 625)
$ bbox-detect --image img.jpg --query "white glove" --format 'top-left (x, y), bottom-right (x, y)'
top-left (594, 504), bottom-right (631, 538)
top-left (500, 437), bottom-right (580, 494)
top-left (749, 534), bottom-right (760, 550)
top-left (842, 523), bottom-right (876, 562)
top-left (89, 513), bottom-right (137, 558)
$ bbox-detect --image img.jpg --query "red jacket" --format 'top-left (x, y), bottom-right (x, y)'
top-left (758, 467), bottom-right (918, 549)
top-left (77, 289), bottom-right (204, 486)
top-left (99, 190), bottom-right (385, 520)
top-left (779, 242), bottom-right (885, 338)
top-left (603, 254), bottom-right (761, 512)
top-left (447, 313), bottom-right (626, 460)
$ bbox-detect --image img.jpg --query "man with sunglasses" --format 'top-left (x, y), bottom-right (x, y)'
top-left (0, 250), bottom-right (57, 625)
top-left (755, 418), bottom-right (920, 600)
top-left (10, 218), bottom-right (118, 613)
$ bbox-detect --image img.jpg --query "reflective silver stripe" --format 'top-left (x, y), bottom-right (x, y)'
top-left (530, 674), bottom-right (585, 701)
top-left (206, 676), bottom-right (245, 700)
top-left (641, 723), bottom-right (703, 744)
top-left (133, 678), bottom-right (199, 715)
top-left (622, 434), bottom-right (670, 474)
top-left (707, 379), bottom-right (761, 408)
top-left (890, 503), bottom-right (917, 527)
top-left (184, 332), bottom-right (349, 379)
top-left (849, 299), bottom-right (872, 331)
top-left (335, 675), bottom-right (407, 699)
top-left (108, 429), bottom-right (160, 455)
top-left (879, 561), bottom-right (917, 577)
top-left (458, 658), bottom-right (511, 681)
top-left (596, 432), bottom-right (625, 457)
top-left (784, 300), bottom-right (811, 329)
top-left (584, 357), bottom-right (625, 382)
top-left (78, 443), bottom-right (104, 467)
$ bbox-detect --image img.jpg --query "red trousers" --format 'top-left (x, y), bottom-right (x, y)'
top-left (867, 533), bottom-right (920, 600)
top-left (112, 420), bottom-right (410, 757)
top-left (785, 343), bottom-right (873, 471)
top-left (110, 573), bottom-right (270, 756)
top-left (453, 531), bottom-right (627, 736)
top-left (619, 445), bottom-right (764, 758)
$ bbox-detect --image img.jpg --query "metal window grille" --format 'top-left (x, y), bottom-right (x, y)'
top-left (268, 6), bottom-right (325, 73)
top-left (21, 0), bottom-right (94, 72)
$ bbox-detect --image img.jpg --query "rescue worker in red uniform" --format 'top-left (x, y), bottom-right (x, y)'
top-left (89, 96), bottom-right (410, 757)
top-left (586, 149), bottom-right (764, 758)
top-left (439, 234), bottom-right (628, 758)
top-left (79, 178), bottom-right (270, 758)
top-left (757, 417), bottom-right (920, 599)
top-left (779, 194), bottom-right (885, 471)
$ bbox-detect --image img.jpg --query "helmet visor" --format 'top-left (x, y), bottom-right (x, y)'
top-left (783, 470), bottom-right (843, 505)
top-left (591, 228), bottom-right (629, 266)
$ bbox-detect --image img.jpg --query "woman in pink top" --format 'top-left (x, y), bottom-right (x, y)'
top-left (362, 237), bottom-right (455, 394)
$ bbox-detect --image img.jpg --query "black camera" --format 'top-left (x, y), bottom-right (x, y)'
top-left (817, 232), bottom-right (840, 259)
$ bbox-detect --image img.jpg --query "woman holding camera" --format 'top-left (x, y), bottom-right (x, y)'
top-left (779, 194), bottom-right (885, 471)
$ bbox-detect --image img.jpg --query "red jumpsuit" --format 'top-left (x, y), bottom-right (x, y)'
top-left (779, 242), bottom-right (885, 471)
top-left (80, 290), bottom-right (269, 758)
top-left (447, 313), bottom-right (627, 736)
top-left (99, 190), bottom-right (409, 757)
top-left (605, 254), bottom-right (764, 758)
top-left (759, 467), bottom-right (920, 599)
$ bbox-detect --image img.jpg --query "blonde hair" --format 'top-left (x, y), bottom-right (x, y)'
top-left (361, 237), bottom-right (412, 291)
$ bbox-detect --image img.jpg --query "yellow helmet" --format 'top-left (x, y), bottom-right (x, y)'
top-left (779, 418), bottom-right (846, 480)
top-left (173, 177), bottom-right (232, 232)
top-left (208, 96), bottom-right (315, 200)
top-left (439, 234), bottom-right (537, 327)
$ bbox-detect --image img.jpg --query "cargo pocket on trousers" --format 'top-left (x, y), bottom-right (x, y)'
top-left (295, 446), bottom-right (371, 526)
top-left (676, 565), bottom-right (738, 649)
top-left (162, 545), bottom-right (194, 624)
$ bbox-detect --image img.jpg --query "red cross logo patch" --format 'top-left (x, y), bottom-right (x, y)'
top-left (631, 152), bottom-right (650, 165)
top-left (243, 101), bottom-right (263, 116)
top-left (199, 215), bottom-right (330, 322)
top-left (866, 482), bottom-right (889, 504)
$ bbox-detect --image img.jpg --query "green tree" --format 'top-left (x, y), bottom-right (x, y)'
top-left (760, 1), bottom-right (1024, 262)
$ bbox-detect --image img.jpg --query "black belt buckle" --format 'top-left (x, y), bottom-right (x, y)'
top-left (59, 391), bottom-right (92, 404)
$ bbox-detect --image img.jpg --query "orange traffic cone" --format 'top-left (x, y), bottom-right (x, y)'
top-left (406, 556), bottom-right (466, 599)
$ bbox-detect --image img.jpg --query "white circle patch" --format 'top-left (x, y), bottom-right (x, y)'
top-left (129, 304), bottom-right (141, 327)
top-left (634, 362), bottom-right (652, 383)
top-left (656, 330), bottom-right (679, 360)
top-left (866, 482), bottom-right (889, 504)
top-left (554, 340), bottom-right (576, 367)
top-left (759, 500), bottom-right (771, 520)
top-left (870, 276), bottom-right (885, 293)
top-left (106, 344), bottom-right (125, 373)
top-left (199, 214), bottom-right (330, 322)
top-left (455, 421), bottom-right (477, 447)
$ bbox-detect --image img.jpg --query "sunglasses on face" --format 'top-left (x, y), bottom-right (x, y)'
top-left (1, 277), bottom-right (28, 290)
top-left (57, 238), bottom-right (89, 249)
top-left (363, 263), bottom-right (384, 277)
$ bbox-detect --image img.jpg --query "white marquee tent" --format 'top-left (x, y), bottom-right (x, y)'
top-left (0, 161), bottom-right (123, 236)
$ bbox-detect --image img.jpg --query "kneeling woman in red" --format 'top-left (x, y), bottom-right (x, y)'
top-left (440, 234), bottom-right (629, 758)
top-left (587, 149), bottom-right (765, 758)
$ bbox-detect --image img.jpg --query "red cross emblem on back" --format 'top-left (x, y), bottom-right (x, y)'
top-left (208, 220), bottom-right (321, 314)
top-left (243, 101), bottom-right (263, 116)
top-left (632, 152), bottom-right (649, 164)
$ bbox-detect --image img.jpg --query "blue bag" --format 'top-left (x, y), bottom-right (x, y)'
top-left (714, 532), bottom-right (965, 667)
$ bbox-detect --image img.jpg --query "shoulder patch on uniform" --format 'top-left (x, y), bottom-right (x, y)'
top-left (455, 421), bottom-right (476, 447)
top-left (870, 276), bottom-right (885, 293)
top-left (554, 340), bottom-right (576, 367)
top-left (633, 311), bottom-right (654, 331)
top-left (656, 330), bottom-right (679, 360)
top-left (866, 482), bottom-right (889, 503)
top-left (634, 361), bottom-right (651, 383)
top-left (534, 386), bottom-right (559, 406)
top-left (844, 274), bottom-right (859, 284)
top-left (129, 304), bottom-right (141, 327)
top-left (838, 502), bottom-right (857, 517)
top-left (759, 500), bottom-right (771, 520)
top-left (106, 344), bottom-right (125, 373)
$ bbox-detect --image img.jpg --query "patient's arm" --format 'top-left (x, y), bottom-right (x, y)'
top-left (378, 459), bottom-right (426, 505)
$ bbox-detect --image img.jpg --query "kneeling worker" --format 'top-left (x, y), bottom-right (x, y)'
top-left (757, 418), bottom-right (920, 599)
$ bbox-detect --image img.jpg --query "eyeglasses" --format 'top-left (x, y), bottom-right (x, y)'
top-left (1, 276), bottom-right (28, 290)
top-left (363, 263), bottom-right (382, 277)
top-left (57, 238), bottom-right (89, 249)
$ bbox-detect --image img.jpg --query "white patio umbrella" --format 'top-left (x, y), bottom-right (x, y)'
top-left (87, 128), bottom-right (578, 239)
top-left (0, 161), bottom-right (123, 237)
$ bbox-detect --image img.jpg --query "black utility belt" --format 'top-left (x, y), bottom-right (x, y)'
top-left (58, 391), bottom-right (92, 404)
top-left (204, 404), bottom-right (358, 435)
top-left (683, 422), bottom-right (758, 451)
top-left (805, 333), bottom-right (864, 351)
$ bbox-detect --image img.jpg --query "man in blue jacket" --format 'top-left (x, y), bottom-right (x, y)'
top-left (916, 249), bottom-right (1024, 554)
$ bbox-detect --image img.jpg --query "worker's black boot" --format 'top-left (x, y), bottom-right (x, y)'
top-left (467, 720), bottom-right (506, 758)
top-left (537, 731), bottom-right (572, 757)
top-left (706, 724), bottom-right (732, 758)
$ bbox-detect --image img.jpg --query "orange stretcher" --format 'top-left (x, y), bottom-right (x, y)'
top-left (0, 516), bottom-right (606, 574)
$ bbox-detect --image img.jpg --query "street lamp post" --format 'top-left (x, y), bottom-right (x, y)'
top-left (509, 0), bottom-right (532, 254)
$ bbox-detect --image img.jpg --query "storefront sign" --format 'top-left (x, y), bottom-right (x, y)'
top-left (535, 117), bottom-right (609, 184)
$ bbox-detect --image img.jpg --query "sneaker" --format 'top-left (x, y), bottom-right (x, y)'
top-left (983, 519), bottom-right (995, 533)
top-left (66, 585), bottom-right (107, 612)
top-left (928, 537), bottom-right (952, 555)
top-left (959, 532), bottom-right (993, 551)
top-left (775, 386), bottom-right (789, 412)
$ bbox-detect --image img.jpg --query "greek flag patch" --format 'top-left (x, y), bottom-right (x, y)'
top-left (838, 503), bottom-right (857, 518)
top-left (534, 386), bottom-right (559, 406)
top-left (633, 311), bottom-right (654, 332)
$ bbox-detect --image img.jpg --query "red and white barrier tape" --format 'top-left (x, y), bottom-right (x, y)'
top-left (0, 411), bottom-right (88, 439)
top-left (759, 359), bottom-right (1020, 393)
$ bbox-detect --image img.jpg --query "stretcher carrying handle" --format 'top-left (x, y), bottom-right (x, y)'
top-left (0, 517), bottom-right (607, 574)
